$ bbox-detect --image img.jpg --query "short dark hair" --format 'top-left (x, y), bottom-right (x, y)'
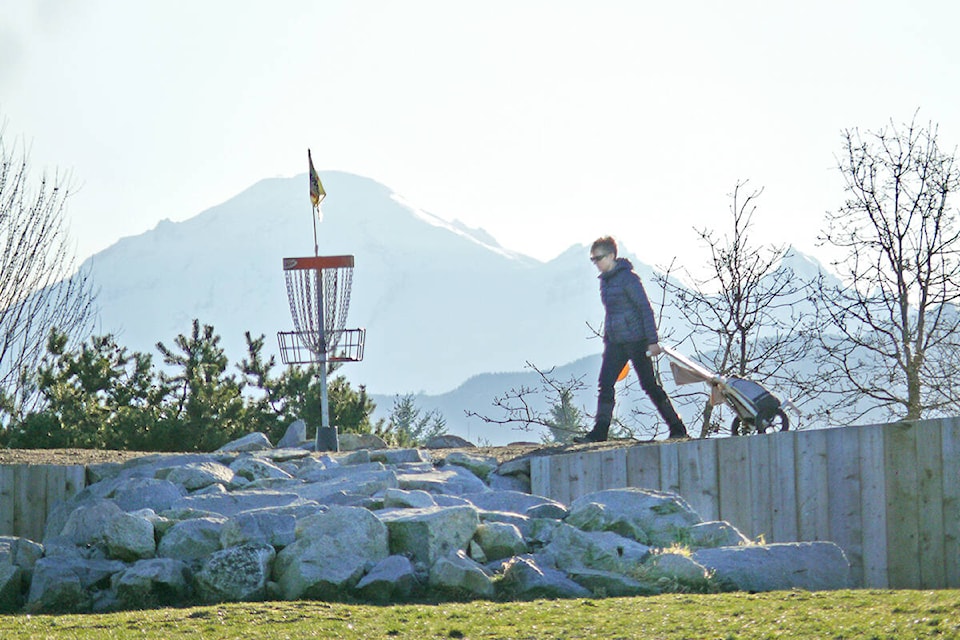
top-left (591, 236), bottom-right (618, 257)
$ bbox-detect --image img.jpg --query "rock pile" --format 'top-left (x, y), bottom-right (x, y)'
top-left (0, 431), bottom-right (851, 613)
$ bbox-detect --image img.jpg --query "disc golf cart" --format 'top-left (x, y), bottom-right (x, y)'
top-left (658, 345), bottom-right (797, 435)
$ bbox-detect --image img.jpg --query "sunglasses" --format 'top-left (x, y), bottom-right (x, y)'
top-left (590, 254), bottom-right (609, 263)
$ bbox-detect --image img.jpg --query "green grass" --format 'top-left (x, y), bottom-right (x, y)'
top-left (3, 590), bottom-right (959, 639)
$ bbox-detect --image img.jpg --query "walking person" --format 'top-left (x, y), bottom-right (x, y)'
top-left (575, 236), bottom-right (688, 442)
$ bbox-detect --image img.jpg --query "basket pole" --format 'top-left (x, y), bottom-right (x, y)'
top-left (314, 269), bottom-right (338, 451)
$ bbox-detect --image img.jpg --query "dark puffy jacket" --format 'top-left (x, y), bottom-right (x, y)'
top-left (599, 257), bottom-right (659, 345)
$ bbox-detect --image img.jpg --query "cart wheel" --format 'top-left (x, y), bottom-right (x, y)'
top-left (757, 410), bottom-right (790, 434)
top-left (731, 417), bottom-right (742, 436)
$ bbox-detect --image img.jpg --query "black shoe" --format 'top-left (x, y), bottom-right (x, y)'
top-left (573, 431), bottom-right (607, 444)
top-left (667, 431), bottom-right (689, 440)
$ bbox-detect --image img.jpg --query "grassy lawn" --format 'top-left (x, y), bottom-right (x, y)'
top-left (2, 590), bottom-right (959, 639)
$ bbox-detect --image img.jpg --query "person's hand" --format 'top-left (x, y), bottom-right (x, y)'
top-left (647, 343), bottom-right (662, 356)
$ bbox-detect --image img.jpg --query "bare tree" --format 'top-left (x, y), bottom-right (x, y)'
top-left (813, 116), bottom-right (960, 422)
top-left (0, 130), bottom-right (96, 419)
top-left (657, 181), bottom-right (814, 437)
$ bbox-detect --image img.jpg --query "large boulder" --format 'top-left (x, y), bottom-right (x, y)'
top-left (194, 543), bottom-right (276, 602)
top-left (472, 522), bottom-right (527, 561)
top-left (111, 558), bottom-right (193, 609)
top-left (498, 555), bottom-right (591, 599)
top-left (229, 457), bottom-right (294, 482)
top-left (692, 542), bottom-right (852, 592)
top-left (273, 506), bottom-right (389, 600)
top-left (26, 557), bottom-right (125, 613)
top-left (378, 505), bottom-right (480, 565)
top-left (156, 517), bottom-right (225, 560)
top-left (277, 420), bottom-right (307, 448)
top-left (543, 523), bottom-right (651, 574)
top-left (567, 488), bottom-right (702, 547)
top-left (0, 536), bottom-right (43, 583)
top-left (111, 477), bottom-right (186, 513)
top-left (161, 462), bottom-right (238, 491)
top-left (444, 452), bottom-right (498, 480)
top-left (428, 551), bottom-right (494, 598)
top-left (216, 432), bottom-right (273, 453)
top-left (355, 555), bottom-right (417, 602)
top-left (0, 564), bottom-right (23, 613)
top-left (104, 511), bottom-right (156, 561)
top-left (396, 466), bottom-right (489, 495)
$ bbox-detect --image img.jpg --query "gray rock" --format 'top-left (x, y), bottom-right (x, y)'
top-left (465, 490), bottom-right (562, 516)
top-left (544, 523), bottom-right (651, 574)
top-left (111, 558), bottom-right (192, 608)
top-left (423, 435), bottom-right (475, 449)
top-left (273, 506), bottom-right (389, 599)
top-left (111, 477), bottom-right (187, 513)
top-left (216, 432), bottom-right (273, 453)
top-left (27, 557), bottom-right (125, 613)
top-left (383, 488), bottom-right (437, 509)
top-left (220, 510), bottom-right (299, 549)
top-left (338, 433), bottom-right (389, 451)
top-left (0, 536), bottom-right (43, 582)
top-left (157, 517), bottom-right (225, 560)
top-left (58, 499), bottom-right (124, 546)
top-left (277, 419), bottom-right (307, 448)
top-left (378, 505), bottom-right (480, 565)
top-left (444, 452), bottom-right (498, 480)
top-left (169, 491), bottom-right (308, 517)
top-left (495, 456), bottom-right (531, 477)
top-left (26, 561), bottom-right (89, 613)
top-left (355, 555), bottom-right (417, 602)
top-left (525, 502), bottom-right (568, 520)
top-left (161, 461), bottom-right (238, 491)
top-left (687, 521), bottom-right (751, 549)
top-left (195, 543), bottom-right (276, 602)
top-left (478, 510), bottom-right (533, 539)
top-left (429, 551), bottom-right (494, 597)
top-left (370, 448), bottom-right (428, 465)
top-left (498, 555), bottom-right (591, 598)
top-left (472, 522), bottom-right (527, 561)
top-left (567, 488), bottom-right (702, 547)
top-left (565, 566), bottom-right (658, 596)
top-left (229, 457), bottom-right (294, 482)
top-left (104, 511), bottom-right (156, 561)
top-left (0, 564), bottom-right (23, 613)
top-left (641, 552), bottom-right (710, 587)
top-left (397, 466), bottom-right (489, 495)
top-left (487, 473), bottom-right (531, 493)
top-left (692, 542), bottom-right (852, 592)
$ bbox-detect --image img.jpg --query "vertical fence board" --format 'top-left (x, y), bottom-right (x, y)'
top-left (885, 421), bottom-right (921, 589)
top-left (678, 438), bottom-right (719, 522)
top-left (916, 421), bottom-right (946, 588)
top-left (941, 417), bottom-right (960, 588)
top-left (659, 443), bottom-right (681, 495)
top-left (567, 453), bottom-right (586, 503)
top-left (859, 423), bottom-right (889, 588)
top-left (599, 448), bottom-right (627, 491)
top-left (748, 436), bottom-right (773, 543)
top-left (826, 426), bottom-right (864, 587)
top-left (626, 444), bottom-right (661, 491)
top-left (768, 431), bottom-right (798, 543)
top-left (530, 455), bottom-right (551, 499)
top-left (19, 466), bottom-right (48, 542)
top-left (717, 437), bottom-right (753, 538)
top-left (0, 466), bottom-right (14, 536)
top-left (579, 451), bottom-right (604, 496)
top-left (796, 429), bottom-right (829, 541)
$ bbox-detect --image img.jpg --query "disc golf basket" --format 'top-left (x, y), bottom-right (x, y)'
top-left (278, 255), bottom-right (365, 451)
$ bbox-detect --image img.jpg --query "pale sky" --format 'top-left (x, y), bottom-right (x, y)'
top-left (2, 0), bottom-right (958, 272)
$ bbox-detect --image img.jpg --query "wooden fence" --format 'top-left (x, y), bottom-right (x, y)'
top-left (0, 464), bottom-right (87, 543)
top-left (530, 417), bottom-right (960, 590)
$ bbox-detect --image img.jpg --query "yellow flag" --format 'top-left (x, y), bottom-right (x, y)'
top-left (308, 149), bottom-right (326, 207)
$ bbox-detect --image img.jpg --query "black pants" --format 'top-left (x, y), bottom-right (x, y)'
top-left (594, 340), bottom-right (687, 438)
